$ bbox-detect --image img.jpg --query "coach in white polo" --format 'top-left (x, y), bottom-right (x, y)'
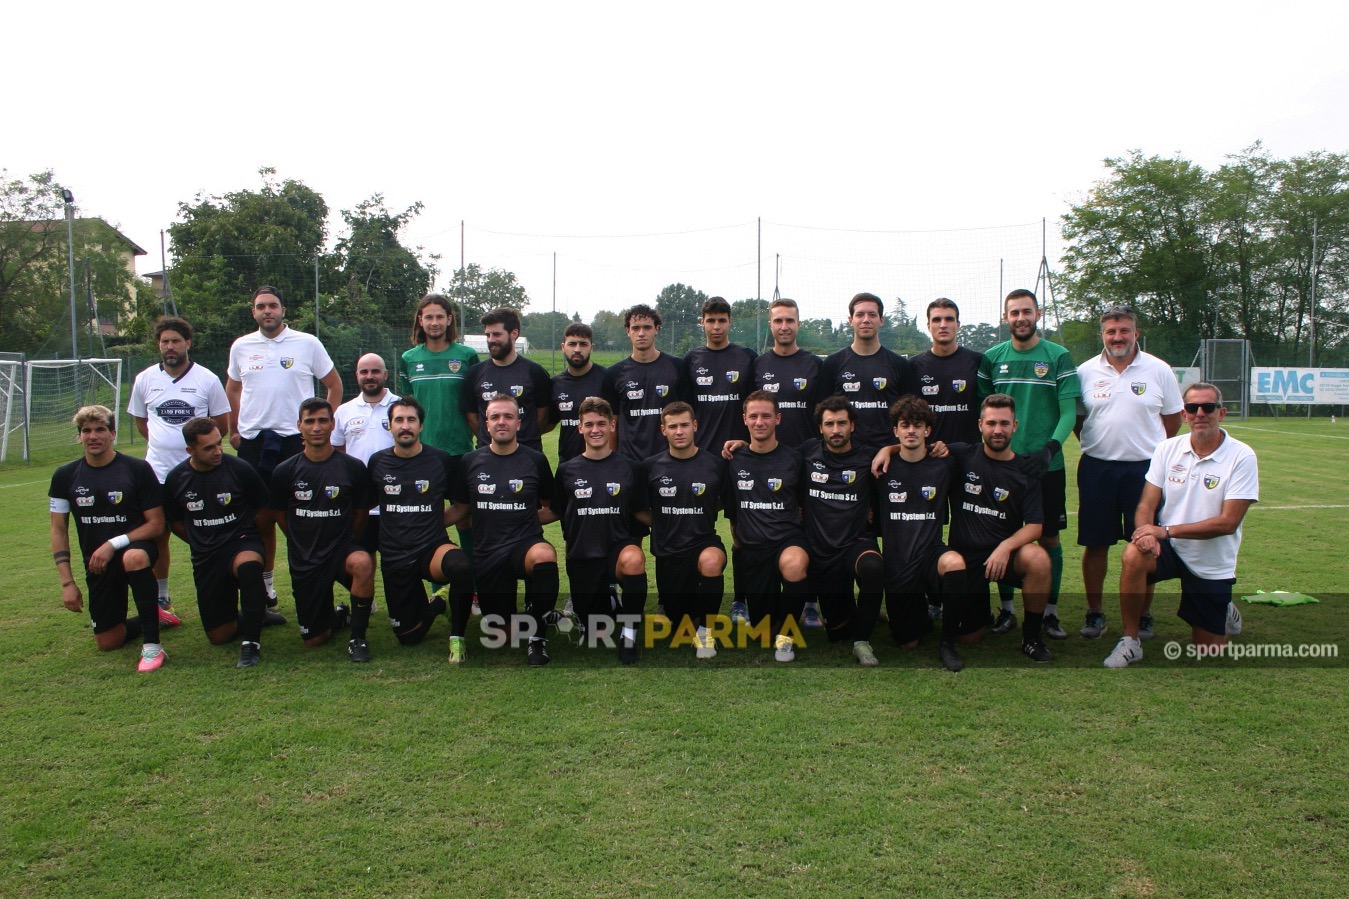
top-left (128, 315), bottom-right (231, 613)
top-left (1074, 305), bottom-right (1182, 640)
top-left (1104, 382), bottom-right (1258, 668)
top-left (333, 352), bottom-right (398, 555)
top-left (226, 285), bottom-right (342, 602)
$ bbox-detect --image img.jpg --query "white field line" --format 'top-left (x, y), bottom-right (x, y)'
top-left (1226, 424), bottom-right (1349, 441)
top-left (0, 479), bottom-right (44, 489)
top-left (1255, 504), bottom-right (1349, 511)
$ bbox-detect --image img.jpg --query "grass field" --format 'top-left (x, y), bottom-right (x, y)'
top-left (2, 417), bottom-right (1346, 897)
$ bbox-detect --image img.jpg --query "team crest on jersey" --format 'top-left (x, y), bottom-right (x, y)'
top-left (656, 385), bottom-right (670, 397)
top-left (415, 480), bottom-right (430, 494)
top-left (217, 492), bottom-right (232, 505)
top-left (294, 490), bottom-right (313, 501)
top-left (965, 483), bottom-right (982, 495)
top-left (873, 377), bottom-right (887, 390)
top-left (106, 491), bottom-right (123, 504)
top-left (509, 479), bottom-right (524, 493)
top-left (691, 482), bottom-right (706, 496)
top-left (763, 382), bottom-right (779, 392)
top-left (993, 487), bottom-right (1010, 502)
top-left (478, 484), bottom-right (496, 494)
top-left (187, 500), bottom-right (205, 511)
top-left (811, 471), bottom-right (829, 483)
top-left (607, 483), bottom-right (621, 496)
top-left (325, 486), bottom-right (341, 499)
top-left (890, 492), bottom-right (907, 503)
top-left (76, 495), bottom-right (95, 507)
top-left (659, 486), bottom-right (677, 497)
top-left (575, 487), bottom-right (593, 499)
top-left (1131, 382), bottom-right (1147, 395)
top-left (1033, 362), bottom-right (1049, 378)
top-left (952, 379), bottom-right (968, 393)
top-left (280, 358), bottom-right (295, 370)
top-left (793, 378), bottom-right (808, 390)
top-left (1204, 475), bottom-right (1221, 489)
top-left (767, 478), bottom-right (783, 492)
top-left (922, 486), bottom-right (937, 500)
top-left (381, 419), bottom-right (391, 430)
top-left (448, 360), bottom-right (462, 373)
top-left (385, 484), bottom-right (402, 495)
top-left (841, 470), bottom-right (857, 484)
top-left (510, 385), bottom-right (524, 398)
top-left (726, 371), bottom-right (740, 383)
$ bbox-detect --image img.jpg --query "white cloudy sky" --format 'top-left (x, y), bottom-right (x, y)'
top-left (6, 1), bottom-right (1347, 327)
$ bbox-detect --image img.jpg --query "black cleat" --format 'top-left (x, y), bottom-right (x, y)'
top-left (619, 640), bottom-right (639, 665)
top-left (939, 643), bottom-right (964, 672)
top-left (1021, 639), bottom-right (1054, 663)
top-left (1043, 614), bottom-right (1068, 640)
top-left (991, 610), bottom-right (1017, 635)
top-left (347, 638), bottom-right (371, 663)
top-left (332, 604), bottom-right (350, 632)
top-left (237, 641), bottom-right (261, 668)
top-left (528, 639), bottom-right (550, 667)
top-left (261, 609), bottom-right (288, 627)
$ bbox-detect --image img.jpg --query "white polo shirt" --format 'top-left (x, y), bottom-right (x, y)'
top-left (1077, 350), bottom-right (1183, 461)
top-left (333, 390), bottom-right (400, 463)
top-left (226, 326), bottom-right (335, 439)
top-left (127, 361), bottom-right (231, 481)
top-left (1146, 430), bottom-right (1259, 580)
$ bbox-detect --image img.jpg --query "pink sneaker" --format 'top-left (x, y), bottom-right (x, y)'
top-left (137, 646), bottom-right (167, 672)
top-left (158, 606), bottom-right (182, 628)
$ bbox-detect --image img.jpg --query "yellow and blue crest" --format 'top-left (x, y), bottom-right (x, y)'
top-left (280, 357), bottom-right (295, 370)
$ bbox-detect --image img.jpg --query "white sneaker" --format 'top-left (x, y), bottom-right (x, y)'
top-left (1103, 636), bottom-right (1143, 669)
top-left (1226, 602), bottom-right (1242, 636)
top-left (774, 634), bottom-right (795, 663)
top-left (695, 626), bottom-right (717, 660)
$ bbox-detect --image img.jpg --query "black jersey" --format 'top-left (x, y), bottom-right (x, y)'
top-left (877, 453), bottom-right (954, 583)
top-left (163, 454), bottom-right (268, 562)
top-left (49, 453), bottom-right (162, 561)
top-left (947, 443), bottom-right (1043, 553)
top-left (911, 347), bottom-right (983, 445)
top-left (367, 444), bottom-right (457, 568)
top-left (752, 349), bottom-right (823, 448)
top-left (685, 343), bottom-right (757, 452)
top-left (452, 445), bottom-right (554, 570)
top-left (269, 450), bottom-right (371, 575)
top-left (639, 449), bottom-right (727, 558)
top-left (601, 353), bottom-right (689, 464)
top-left (553, 451), bottom-right (645, 561)
top-left (551, 364), bottom-right (608, 465)
top-left (459, 356), bottom-right (553, 451)
top-left (799, 439), bottom-right (878, 565)
top-left (817, 346), bottom-right (920, 450)
top-left (724, 443), bottom-right (805, 547)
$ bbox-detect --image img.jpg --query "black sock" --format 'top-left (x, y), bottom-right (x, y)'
top-left (349, 595), bottom-right (373, 640)
top-left (778, 578), bottom-right (809, 635)
top-left (525, 562), bottom-right (560, 633)
top-left (620, 573), bottom-right (648, 618)
top-left (123, 616), bottom-right (143, 643)
top-left (1023, 609), bottom-right (1044, 644)
top-left (128, 567), bottom-right (160, 644)
top-left (939, 570), bottom-right (967, 645)
top-left (700, 573), bottom-right (724, 620)
top-left (236, 560), bottom-right (267, 643)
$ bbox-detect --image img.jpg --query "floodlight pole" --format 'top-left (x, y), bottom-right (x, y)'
top-left (62, 190), bottom-right (79, 363)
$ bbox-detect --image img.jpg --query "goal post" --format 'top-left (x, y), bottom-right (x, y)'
top-left (21, 358), bottom-right (123, 463)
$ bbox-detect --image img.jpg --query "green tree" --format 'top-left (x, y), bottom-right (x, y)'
top-left (330, 194), bottom-right (437, 328)
top-left (446, 264), bottom-right (530, 332)
top-left (797, 317), bottom-right (838, 353)
top-left (521, 310), bottom-right (572, 351)
top-left (879, 298), bottom-right (927, 354)
top-left (654, 282), bottom-right (707, 355)
top-left (958, 322), bottom-right (1002, 352)
top-left (589, 309), bottom-right (627, 351)
top-left (729, 298), bottom-right (769, 350)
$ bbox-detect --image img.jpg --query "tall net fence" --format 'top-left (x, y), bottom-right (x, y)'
top-left (2, 359), bottom-right (122, 464)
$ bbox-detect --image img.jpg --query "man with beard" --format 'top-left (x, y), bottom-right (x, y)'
top-left (128, 316), bottom-right (228, 619)
top-left (270, 398), bottom-right (376, 662)
top-left (550, 323), bottom-right (608, 467)
top-left (1075, 306), bottom-right (1182, 640)
top-left (333, 353), bottom-right (399, 556)
top-left (910, 298), bottom-right (982, 446)
top-left (601, 304), bottom-right (690, 465)
top-left (976, 289), bottom-right (1079, 641)
top-left (460, 307), bottom-right (553, 452)
top-left (817, 292), bottom-right (920, 452)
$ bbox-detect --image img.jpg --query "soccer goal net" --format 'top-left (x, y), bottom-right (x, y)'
top-left (16, 358), bottom-right (123, 463)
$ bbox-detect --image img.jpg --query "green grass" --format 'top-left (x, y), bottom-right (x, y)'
top-left (2, 419), bottom-right (1347, 897)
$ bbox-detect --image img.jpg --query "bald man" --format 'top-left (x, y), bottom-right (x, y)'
top-left (333, 353), bottom-right (400, 555)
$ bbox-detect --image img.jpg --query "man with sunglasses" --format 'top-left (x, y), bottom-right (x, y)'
top-left (1104, 383), bottom-right (1258, 668)
top-left (1074, 306), bottom-right (1182, 640)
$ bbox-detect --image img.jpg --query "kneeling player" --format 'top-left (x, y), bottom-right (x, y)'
top-left (553, 398), bottom-right (648, 664)
top-left (367, 398), bottom-right (473, 659)
top-left (449, 394), bottom-right (560, 666)
top-left (163, 418), bottom-right (286, 668)
top-left (49, 405), bottom-right (175, 672)
top-left (271, 398), bottom-right (377, 662)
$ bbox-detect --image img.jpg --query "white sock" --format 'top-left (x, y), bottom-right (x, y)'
top-left (142, 642), bottom-right (163, 654)
top-left (1045, 602), bottom-right (1058, 617)
top-left (156, 578), bottom-right (170, 599)
top-left (621, 627), bottom-right (637, 643)
top-left (263, 570), bottom-right (276, 598)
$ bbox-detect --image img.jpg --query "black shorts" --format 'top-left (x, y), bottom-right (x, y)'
top-left (737, 535), bottom-right (810, 599)
top-left (291, 544), bottom-right (365, 637)
top-left (86, 541), bottom-right (158, 634)
top-left (237, 431), bottom-right (303, 481)
top-left (1077, 455), bottom-right (1149, 547)
top-left (1150, 541), bottom-right (1235, 636)
top-left (885, 544), bottom-right (949, 644)
top-left (566, 540), bottom-right (639, 604)
top-left (356, 514), bottom-right (381, 557)
top-left (655, 536), bottom-right (726, 622)
top-left (193, 538), bottom-right (265, 632)
top-left (809, 539), bottom-right (882, 598)
top-left (477, 540), bottom-right (550, 618)
top-left (956, 548), bottom-right (1026, 591)
top-left (1040, 467), bottom-right (1067, 538)
top-left (380, 541), bottom-right (451, 632)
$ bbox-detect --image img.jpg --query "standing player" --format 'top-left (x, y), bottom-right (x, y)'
top-left (553, 398), bottom-right (648, 663)
top-left (49, 406), bottom-right (170, 672)
top-left (1075, 306), bottom-right (1182, 640)
top-left (910, 298), bottom-right (982, 446)
top-left (551, 323), bottom-right (608, 467)
top-left (1104, 383), bottom-right (1258, 668)
top-left (685, 297), bottom-right (757, 453)
top-left (128, 316), bottom-right (231, 617)
top-left (817, 292), bottom-right (920, 451)
top-left (635, 402), bottom-right (728, 659)
top-left (460, 307), bottom-right (553, 452)
top-left (333, 353), bottom-right (399, 556)
top-left (448, 395), bottom-right (559, 666)
top-left (799, 396), bottom-right (886, 665)
top-left (366, 398), bottom-right (474, 659)
top-left (601, 304), bottom-right (690, 465)
top-left (226, 285), bottom-right (342, 606)
top-left (976, 289), bottom-right (1079, 640)
top-left (270, 398), bottom-right (377, 662)
top-left (163, 418), bottom-right (284, 668)
top-left (723, 391), bottom-right (810, 662)
top-left (947, 395), bottom-right (1054, 663)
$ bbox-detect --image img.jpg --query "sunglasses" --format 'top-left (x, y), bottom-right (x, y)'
top-left (1184, 402), bottom-right (1220, 414)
